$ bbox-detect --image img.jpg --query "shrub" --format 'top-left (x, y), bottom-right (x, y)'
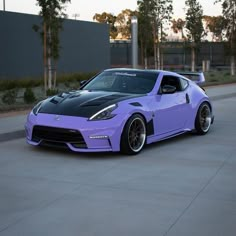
top-left (64, 80), bottom-right (71, 88)
top-left (2, 89), bottom-right (18, 105)
top-left (0, 73), bottom-right (95, 92)
top-left (57, 72), bottom-right (96, 84)
top-left (0, 78), bottom-right (42, 91)
top-left (0, 80), bottom-right (18, 91)
top-left (209, 78), bottom-right (218, 82)
top-left (20, 79), bottom-right (42, 88)
top-left (24, 87), bottom-right (36, 104)
top-left (46, 88), bottom-right (59, 96)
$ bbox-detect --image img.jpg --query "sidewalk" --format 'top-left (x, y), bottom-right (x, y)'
top-left (0, 83), bottom-right (236, 142)
top-left (0, 114), bottom-right (27, 142)
top-left (205, 83), bottom-right (236, 100)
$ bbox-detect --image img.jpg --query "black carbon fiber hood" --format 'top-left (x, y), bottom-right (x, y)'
top-left (38, 90), bottom-right (142, 117)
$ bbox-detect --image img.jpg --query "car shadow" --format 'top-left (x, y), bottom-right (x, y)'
top-left (34, 145), bottom-right (125, 160)
top-left (145, 128), bottom-right (215, 151)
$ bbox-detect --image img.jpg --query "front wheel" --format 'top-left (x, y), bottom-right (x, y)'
top-left (120, 114), bottom-right (146, 155)
top-left (195, 102), bottom-right (212, 135)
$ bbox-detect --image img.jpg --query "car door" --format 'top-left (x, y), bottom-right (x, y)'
top-left (153, 75), bottom-right (191, 135)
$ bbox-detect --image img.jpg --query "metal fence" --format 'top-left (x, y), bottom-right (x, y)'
top-left (110, 40), bottom-right (231, 70)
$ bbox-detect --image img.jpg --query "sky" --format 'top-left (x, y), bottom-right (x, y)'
top-left (0, 0), bottom-right (222, 21)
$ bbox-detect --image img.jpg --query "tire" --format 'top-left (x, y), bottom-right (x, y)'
top-left (195, 102), bottom-right (212, 135)
top-left (120, 114), bottom-right (146, 155)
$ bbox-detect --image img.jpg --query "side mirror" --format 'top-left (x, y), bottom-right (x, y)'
top-left (161, 85), bottom-right (176, 94)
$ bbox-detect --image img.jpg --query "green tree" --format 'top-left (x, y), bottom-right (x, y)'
top-left (203, 15), bottom-right (226, 41)
top-left (171, 18), bottom-right (186, 40)
top-left (137, 0), bottom-right (154, 68)
top-left (215, 0), bottom-right (236, 76)
top-left (153, 0), bottom-right (173, 69)
top-left (34, 0), bottom-right (71, 91)
top-left (116, 9), bottom-right (138, 39)
top-left (93, 12), bottom-right (118, 39)
top-left (185, 0), bottom-right (204, 71)
top-left (138, 0), bottom-right (173, 69)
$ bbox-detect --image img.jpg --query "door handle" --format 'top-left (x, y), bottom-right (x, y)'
top-left (186, 93), bottom-right (190, 104)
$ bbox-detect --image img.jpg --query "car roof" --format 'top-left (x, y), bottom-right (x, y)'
top-left (104, 68), bottom-right (182, 76)
top-left (104, 68), bottom-right (159, 75)
top-left (103, 68), bottom-right (195, 83)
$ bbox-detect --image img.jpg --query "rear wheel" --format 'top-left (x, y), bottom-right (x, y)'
top-left (120, 114), bottom-right (146, 155)
top-left (195, 102), bottom-right (212, 135)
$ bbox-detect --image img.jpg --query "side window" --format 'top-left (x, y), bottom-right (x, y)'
top-left (180, 78), bottom-right (189, 90)
top-left (160, 75), bottom-right (182, 92)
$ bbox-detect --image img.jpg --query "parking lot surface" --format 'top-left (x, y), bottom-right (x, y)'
top-left (0, 96), bottom-right (236, 236)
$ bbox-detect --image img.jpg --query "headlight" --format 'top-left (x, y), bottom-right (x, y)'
top-left (32, 101), bottom-right (43, 116)
top-left (89, 104), bottom-right (118, 121)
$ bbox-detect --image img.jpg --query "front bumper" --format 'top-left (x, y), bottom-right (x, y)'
top-left (25, 112), bottom-right (128, 152)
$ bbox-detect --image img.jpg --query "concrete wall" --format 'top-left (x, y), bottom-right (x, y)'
top-left (0, 11), bottom-right (110, 79)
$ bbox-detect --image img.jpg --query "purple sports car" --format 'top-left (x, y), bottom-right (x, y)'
top-left (25, 68), bottom-right (214, 155)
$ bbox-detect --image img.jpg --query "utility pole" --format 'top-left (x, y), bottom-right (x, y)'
top-left (131, 16), bottom-right (138, 68)
top-left (43, 22), bottom-right (47, 93)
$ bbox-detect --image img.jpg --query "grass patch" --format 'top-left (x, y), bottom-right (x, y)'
top-left (204, 71), bottom-right (236, 86)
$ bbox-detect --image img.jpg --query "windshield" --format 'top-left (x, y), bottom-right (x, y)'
top-left (82, 71), bottom-right (159, 94)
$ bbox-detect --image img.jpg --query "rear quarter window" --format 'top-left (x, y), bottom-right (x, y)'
top-left (180, 78), bottom-right (189, 90)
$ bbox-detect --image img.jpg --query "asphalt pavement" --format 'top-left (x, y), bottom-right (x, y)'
top-left (0, 92), bottom-right (236, 236)
top-left (0, 83), bottom-right (236, 142)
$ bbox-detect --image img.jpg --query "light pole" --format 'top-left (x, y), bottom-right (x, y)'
top-left (131, 16), bottom-right (138, 68)
top-left (72, 13), bottom-right (80, 20)
top-left (3, 0), bottom-right (5, 11)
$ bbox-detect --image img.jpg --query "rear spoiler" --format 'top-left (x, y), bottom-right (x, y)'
top-left (177, 72), bottom-right (205, 85)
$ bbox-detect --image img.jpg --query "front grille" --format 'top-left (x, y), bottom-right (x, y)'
top-left (40, 141), bottom-right (68, 149)
top-left (32, 125), bottom-right (87, 148)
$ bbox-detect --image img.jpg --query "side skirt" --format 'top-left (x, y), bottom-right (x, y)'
top-left (146, 129), bottom-right (190, 145)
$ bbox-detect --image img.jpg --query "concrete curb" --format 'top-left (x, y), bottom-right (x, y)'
top-left (0, 130), bottom-right (25, 143)
top-left (0, 93), bottom-right (236, 143)
top-left (210, 93), bottom-right (236, 101)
